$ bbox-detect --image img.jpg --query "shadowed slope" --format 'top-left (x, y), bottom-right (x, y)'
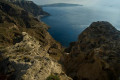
top-left (64, 21), bottom-right (120, 80)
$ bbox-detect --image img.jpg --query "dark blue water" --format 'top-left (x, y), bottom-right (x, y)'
top-left (41, 6), bottom-right (120, 46)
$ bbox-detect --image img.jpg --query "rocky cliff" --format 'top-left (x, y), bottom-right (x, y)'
top-left (0, 0), bottom-right (40, 28)
top-left (0, 0), bottom-right (62, 60)
top-left (0, 32), bottom-right (71, 80)
top-left (8, 0), bottom-right (49, 17)
top-left (0, 1), bottom-right (70, 80)
top-left (1, 0), bottom-right (120, 80)
top-left (64, 21), bottom-right (120, 80)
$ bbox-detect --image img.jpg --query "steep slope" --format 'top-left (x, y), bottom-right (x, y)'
top-left (0, 0), bottom-right (41, 47)
top-left (64, 21), bottom-right (120, 80)
top-left (8, 0), bottom-right (49, 17)
top-left (0, 0), bottom-right (40, 28)
top-left (0, 32), bottom-right (71, 80)
top-left (0, 0), bottom-right (71, 80)
top-left (0, 0), bottom-right (63, 61)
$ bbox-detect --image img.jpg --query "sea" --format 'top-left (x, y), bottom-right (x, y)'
top-left (41, 6), bottom-right (120, 46)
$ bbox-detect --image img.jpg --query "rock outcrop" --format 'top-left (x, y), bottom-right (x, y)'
top-left (0, 0), bottom-right (62, 61)
top-left (0, 0), bottom-right (40, 28)
top-left (7, 0), bottom-right (49, 17)
top-left (0, 1), bottom-right (69, 80)
top-left (1, 0), bottom-right (120, 80)
top-left (64, 21), bottom-right (120, 80)
top-left (0, 32), bottom-right (72, 80)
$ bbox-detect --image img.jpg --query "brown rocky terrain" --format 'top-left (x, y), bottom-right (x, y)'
top-left (7, 0), bottom-right (49, 17)
top-left (0, 0), bottom-right (120, 80)
top-left (0, 32), bottom-right (71, 80)
top-left (63, 21), bottom-right (120, 80)
top-left (0, 0), bottom-right (40, 28)
top-left (0, 0), bottom-right (63, 60)
top-left (0, 0), bottom-right (69, 80)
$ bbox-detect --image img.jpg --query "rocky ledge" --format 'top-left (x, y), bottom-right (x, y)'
top-left (0, 32), bottom-right (72, 80)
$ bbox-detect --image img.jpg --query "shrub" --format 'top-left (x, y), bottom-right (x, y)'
top-left (46, 75), bottom-right (60, 80)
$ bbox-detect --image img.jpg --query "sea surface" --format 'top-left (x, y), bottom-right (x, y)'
top-left (41, 6), bottom-right (120, 46)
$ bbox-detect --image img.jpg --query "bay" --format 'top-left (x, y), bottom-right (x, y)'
top-left (41, 6), bottom-right (120, 46)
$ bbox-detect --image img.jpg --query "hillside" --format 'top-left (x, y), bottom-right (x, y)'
top-left (42, 3), bottom-right (83, 7)
top-left (10, 0), bottom-right (49, 17)
top-left (0, 0), bottom-right (120, 80)
top-left (0, 32), bottom-right (71, 80)
top-left (0, 0), bottom-right (41, 28)
top-left (0, 0), bottom-right (46, 46)
top-left (63, 21), bottom-right (120, 80)
top-left (0, 1), bottom-right (71, 80)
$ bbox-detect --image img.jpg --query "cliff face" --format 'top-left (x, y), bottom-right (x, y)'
top-left (0, 32), bottom-right (71, 80)
top-left (8, 0), bottom-right (49, 17)
top-left (64, 21), bottom-right (120, 80)
top-left (0, 0), bottom-right (62, 60)
top-left (0, 1), bottom-right (69, 80)
top-left (0, 0), bottom-right (40, 28)
top-left (1, 0), bottom-right (120, 80)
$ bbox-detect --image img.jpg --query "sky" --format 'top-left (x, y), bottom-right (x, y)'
top-left (30, 0), bottom-right (120, 8)
top-left (30, 0), bottom-right (96, 5)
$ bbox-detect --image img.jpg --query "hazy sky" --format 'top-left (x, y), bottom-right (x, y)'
top-left (30, 0), bottom-right (120, 7)
top-left (30, 0), bottom-right (96, 5)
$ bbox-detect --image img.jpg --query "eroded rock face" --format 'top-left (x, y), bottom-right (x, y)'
top-left (0, 0), bottom-right (42, 28)
top-left (0, 0), bottom-right (63, 61)
top-left (0, 1), bottom-right (68, 80)
top-left (64, 21), bottom-right (120, 80)
top-left (8, 0), bottom-right (49, 17)
top-left (0, 32), bottom-right (72, 80)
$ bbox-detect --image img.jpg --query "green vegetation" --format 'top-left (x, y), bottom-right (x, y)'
top-left (46, 75), bottom-right (60, 80)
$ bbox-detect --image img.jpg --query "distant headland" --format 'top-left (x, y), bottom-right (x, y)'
top-left (41, 3), bottom-right (83, 7)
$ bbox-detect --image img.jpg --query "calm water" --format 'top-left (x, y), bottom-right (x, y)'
top-left (41, 6), bottom-right (120, 46)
